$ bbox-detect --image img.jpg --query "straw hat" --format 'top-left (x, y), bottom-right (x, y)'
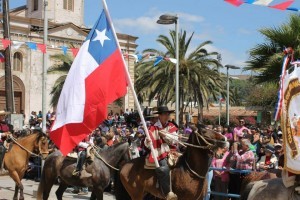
top-left (0, 110), bottom-right (10, 116)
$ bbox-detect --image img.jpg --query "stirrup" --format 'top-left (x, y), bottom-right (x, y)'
top-left (166, 192), bottom-right (178, 200)
top-left (72, 169), bottom-right (80, 176)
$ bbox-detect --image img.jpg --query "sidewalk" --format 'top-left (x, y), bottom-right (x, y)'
top-left (0, 175), bottom-right (115, 200)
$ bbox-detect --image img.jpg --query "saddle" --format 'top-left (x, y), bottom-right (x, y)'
top-left (144, 151), bottom-right (182, 169)
top-left (66, 146), bottom-right (95, 161)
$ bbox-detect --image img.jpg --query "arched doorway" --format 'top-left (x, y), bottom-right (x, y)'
top-left (0, 75), bottom-right (25, 113)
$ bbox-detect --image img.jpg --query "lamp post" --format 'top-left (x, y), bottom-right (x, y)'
top-left (225, 65), bottom-right (240, 126)
top-left (157, 14), bottom-right (179, 125)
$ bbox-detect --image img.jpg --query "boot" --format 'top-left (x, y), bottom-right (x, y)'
top-left (155, 166), bottom-right (177, 200)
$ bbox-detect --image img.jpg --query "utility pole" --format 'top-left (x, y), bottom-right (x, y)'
top-left (42, 0), bottom-right (48, 132)
top-left (3, 0), bottom-right (14, 113)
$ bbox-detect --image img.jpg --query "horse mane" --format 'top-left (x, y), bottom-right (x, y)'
top-left (16, 129), bottom-right (46, 142)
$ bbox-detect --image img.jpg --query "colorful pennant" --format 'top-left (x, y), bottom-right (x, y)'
top-left (225, 0), bottom-right (298, 11)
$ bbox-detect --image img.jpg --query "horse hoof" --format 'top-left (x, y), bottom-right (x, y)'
top-left (19, 198), bottom-right (24, 200)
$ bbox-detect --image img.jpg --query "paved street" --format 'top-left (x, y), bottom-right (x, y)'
top-left (0, 175), bottom-right (115, 200)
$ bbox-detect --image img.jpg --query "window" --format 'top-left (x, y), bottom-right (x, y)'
top-left (32, 0), bottom-right (38, 11)
top-left (63, 0), bottom-right (74, 11)
top-left (13, 52), bottom-right (23, 72)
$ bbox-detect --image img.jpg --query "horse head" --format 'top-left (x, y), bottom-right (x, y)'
top-left (33, 130), bottom-right (50, 160)
top-left (188, 124), bottom-right (227, 153)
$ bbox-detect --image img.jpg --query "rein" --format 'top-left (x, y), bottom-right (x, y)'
top-left (9, 135), bottom-right (43, 158)
top-left (91, 145), bottom-right (119, 171)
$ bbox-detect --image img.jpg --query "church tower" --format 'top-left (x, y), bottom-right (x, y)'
top-left (26, 0), bottom-right (85, 27)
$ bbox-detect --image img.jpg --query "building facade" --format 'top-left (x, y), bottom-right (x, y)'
top-left (0, 0), bottom-right (138, 120)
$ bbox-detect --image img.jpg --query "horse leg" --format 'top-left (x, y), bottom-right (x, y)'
top-left (13, 184), bottom-right (19, 200)
top-left (9, 171), bottom-right (22, 200)
top-left (92, 187), bottom-right (104, 200)
top-left (18, 183), bottom-right (25, 200)
top-left (55, 181), bottom-right (68, 200)
top-left (90, 191), bottom-right (97, 200)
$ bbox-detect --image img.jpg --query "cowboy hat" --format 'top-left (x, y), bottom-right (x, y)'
top-left (152, 105), bottom-right (175, 114)
top-left (0, 110), bottom-right (10, 115)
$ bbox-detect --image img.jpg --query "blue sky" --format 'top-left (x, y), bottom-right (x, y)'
top-left (10, 0), bottom-right (300, 75)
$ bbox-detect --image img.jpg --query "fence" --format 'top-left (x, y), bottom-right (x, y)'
top-left (208, 167), bottom-right (252, 199)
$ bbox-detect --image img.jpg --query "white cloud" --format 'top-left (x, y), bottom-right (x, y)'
top-left (113, 8), bottom-right (205, 35)
top-left (237, 28), bottom-right (252, 35)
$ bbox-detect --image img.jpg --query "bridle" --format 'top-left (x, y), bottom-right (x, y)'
top-left (9, 134), bottom-right (49, 159)
top-left (183, 129), bottom-right (227, 179)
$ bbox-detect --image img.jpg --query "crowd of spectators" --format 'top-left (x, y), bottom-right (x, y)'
top-left (206, 119), bottom-right (283, 200)
top-left (2, 108), bottom-right (284, 199)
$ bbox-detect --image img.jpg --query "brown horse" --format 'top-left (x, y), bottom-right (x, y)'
top-left (115, 125), bottom-right (227, 200)
top-left (3, 129), bottom-right (49, 200)
top-left (240, 170), bottom-right (280, 200)
top-left (37, 142), bottom-right (130, 200)
top-left (241, 178), bottom-right (300, 200)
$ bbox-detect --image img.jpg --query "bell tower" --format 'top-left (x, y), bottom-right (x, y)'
top-left (27, 0), bottom-right (85, 27)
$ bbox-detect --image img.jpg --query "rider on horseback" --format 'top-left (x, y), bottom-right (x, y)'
top-left (72, 135), bottom-right (92, 176)
top-left (144, 105), bottom-right (179, 200)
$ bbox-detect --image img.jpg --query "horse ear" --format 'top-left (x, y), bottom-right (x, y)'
top-left (196, 123), bottom-right (205, 130)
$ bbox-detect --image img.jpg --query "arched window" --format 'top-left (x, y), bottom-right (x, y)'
top-left (32, 0), bottom-right (38, 11)
top-left (13, 52), bottom-right (23, 72)
top-left (63, 0), bottom-right (74, 11)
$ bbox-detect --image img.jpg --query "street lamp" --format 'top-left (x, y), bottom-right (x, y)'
top-left (225, 65), bottom-right (240, 126)
top-left (157, 14), bottom-right (179, 126)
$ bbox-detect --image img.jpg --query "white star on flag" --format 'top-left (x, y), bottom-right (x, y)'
top-left (92, 29), bottom-right (110, 46)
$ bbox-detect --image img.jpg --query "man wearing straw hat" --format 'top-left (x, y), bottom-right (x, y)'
top-left (0, 110), bottom-right (12, 170)
top-left (144, 105), bottom-right (178, 200)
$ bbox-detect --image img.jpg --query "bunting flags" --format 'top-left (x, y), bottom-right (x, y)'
top-left (225, 0), bottom-right (298, 11)
top-left (1, 39), bottom-right (11, 49)
top-left (0, 53), bottom-right (5, 63)
top-left (0, 38), bottom-right (176, 62)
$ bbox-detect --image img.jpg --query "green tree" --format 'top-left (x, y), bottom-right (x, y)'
top-left (245, 82), bottom-right (278, 109)
top-left (47, 54), bottom-right (73, 108)
top-left (245, 14), bottom-right (300, 83)
top-left (135, 30), bottom-right (225, 123)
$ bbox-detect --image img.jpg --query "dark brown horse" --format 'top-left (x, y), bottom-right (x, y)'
top-left (37, 142), bottom-right (130, 200)
top-left (3, 130), bottom-right (49, 200)
top-left (115, 125), bottom-right (227, 200)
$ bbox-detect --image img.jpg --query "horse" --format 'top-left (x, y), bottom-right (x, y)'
top-left (37, 142), bottom-right (130, 200)
top-left (241, 178), bottom-right (300, 200)
top-left (3, 129), bottom-right (49, 200)
top-left (240, 170), bottom-right (279, 200)
top-left (115, 125), bottom-right (227, 200)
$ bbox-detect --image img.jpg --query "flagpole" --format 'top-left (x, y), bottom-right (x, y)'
top-left (101, 0), bottom-right (160, 168)
top-left (42, 0), bottom-right (48, 133)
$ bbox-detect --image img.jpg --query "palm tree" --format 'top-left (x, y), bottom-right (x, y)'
top-left (245, 14), bottom-right (300, 83)
top-left (135, 30), bottom-right (225, 123)
top-left (47, 54), bottom-right (73, 108)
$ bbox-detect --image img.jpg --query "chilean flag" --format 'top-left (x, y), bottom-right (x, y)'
top-left (50, 9), bottom-right (128, 155)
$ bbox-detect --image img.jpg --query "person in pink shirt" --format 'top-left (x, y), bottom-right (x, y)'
top-left (223, 125), bottom-right (233, 145)
top-left (212, 141), bottom-right (230, 200)
top-left (233, 119), bottom-right (250, 142)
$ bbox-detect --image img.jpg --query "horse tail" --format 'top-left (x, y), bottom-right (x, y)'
top-left (114, 170), bottom-right (131, 200)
